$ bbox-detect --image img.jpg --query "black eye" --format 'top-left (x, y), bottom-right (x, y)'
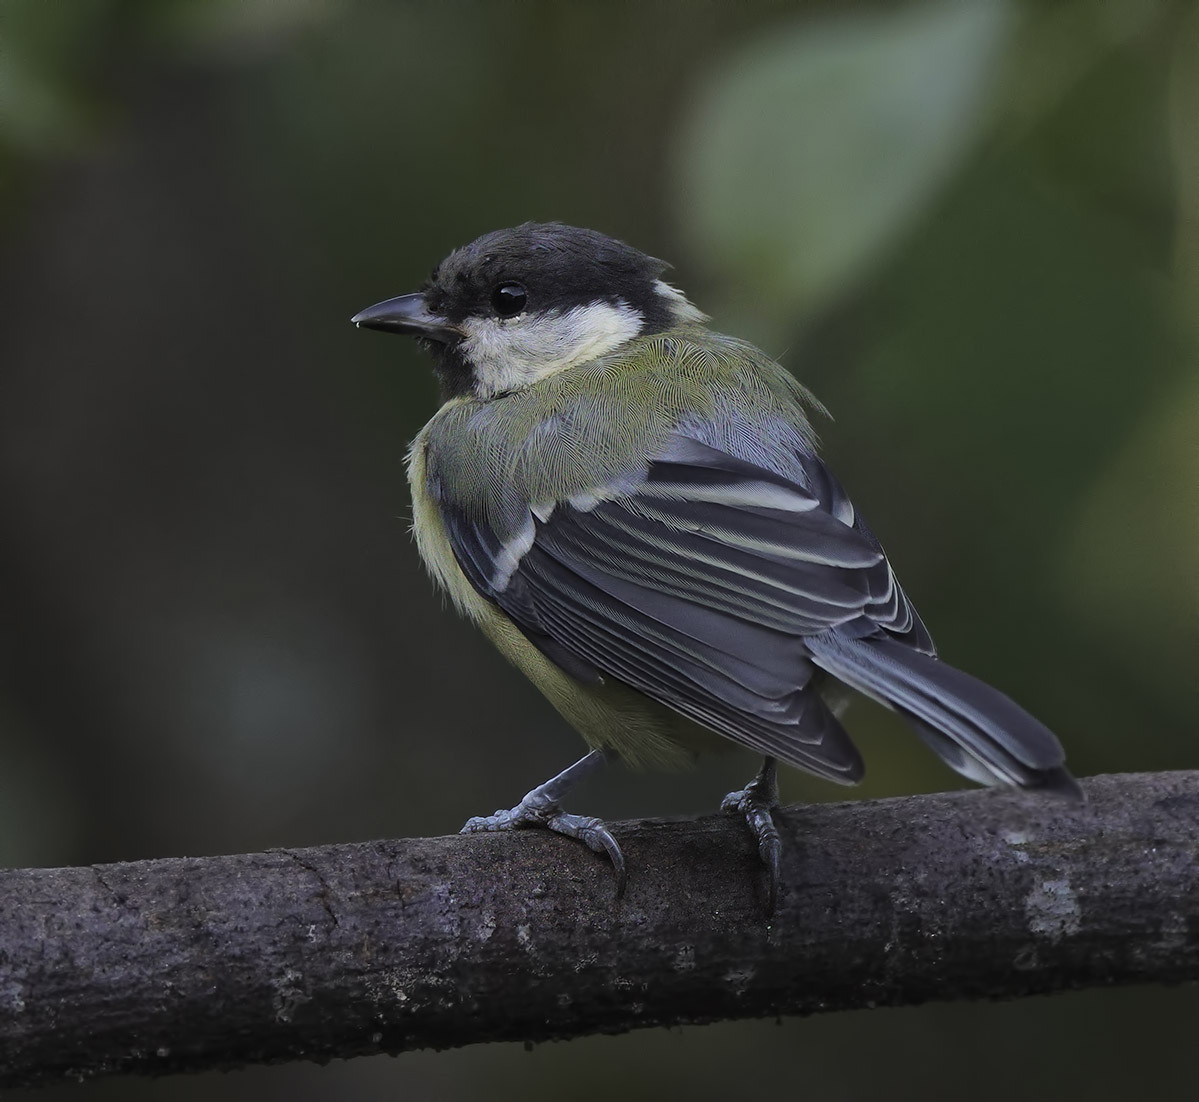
top-left (491, 282), bottom-right (527, 317)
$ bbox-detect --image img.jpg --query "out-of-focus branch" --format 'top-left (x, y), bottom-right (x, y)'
top-left (0, 771), bottom-right (1196, 1088)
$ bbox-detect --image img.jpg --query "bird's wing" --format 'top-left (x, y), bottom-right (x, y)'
top-left (439, 432), bottom-right (934, 781)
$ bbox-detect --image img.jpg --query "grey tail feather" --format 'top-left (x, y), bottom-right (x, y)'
top-left (806, 632), bottom-right (1083, 801)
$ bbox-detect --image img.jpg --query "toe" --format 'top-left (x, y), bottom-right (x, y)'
top-left (720, 788), bottom-right (747, 814)
top-left (460, 809), bottom-right (516, 833)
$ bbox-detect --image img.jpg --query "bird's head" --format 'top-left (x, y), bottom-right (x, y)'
top-left (352, 222), bottom-right (705, 400)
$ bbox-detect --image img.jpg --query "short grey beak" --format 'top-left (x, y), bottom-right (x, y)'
top-left (350, 293), bottom-right (457, 342)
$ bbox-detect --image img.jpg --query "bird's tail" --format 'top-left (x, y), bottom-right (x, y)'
top-left (807, 632), bottom-right (1082, 800)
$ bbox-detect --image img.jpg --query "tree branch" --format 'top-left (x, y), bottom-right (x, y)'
top-left (0, 771), bottom-right (1196, 1087)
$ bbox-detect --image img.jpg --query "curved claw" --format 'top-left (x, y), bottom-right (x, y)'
top-left (546, 812), bottom-right (627, 897)
top-left (760, 831), bottom-right (781, 917)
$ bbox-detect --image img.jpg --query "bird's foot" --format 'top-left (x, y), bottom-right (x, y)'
top-left (461, 801), bottom-right (626, 894)
top-left (721, 757), bottom-right (781, 915)
top-left (460, 749), bottom-right (626, 895)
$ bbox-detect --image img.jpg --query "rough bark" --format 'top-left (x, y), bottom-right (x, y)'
top-left (0, 771), bottom-right (1196, 1087)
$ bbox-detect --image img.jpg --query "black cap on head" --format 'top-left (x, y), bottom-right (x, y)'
top-left (422, 222), bottom-right (676, 330)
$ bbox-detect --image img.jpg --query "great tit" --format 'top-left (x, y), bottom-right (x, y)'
top-left (353, 222), bottom-right (1080, 912)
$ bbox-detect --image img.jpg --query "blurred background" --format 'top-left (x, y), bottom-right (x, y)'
top-left (1, 0), bottom-right (1196, 1098)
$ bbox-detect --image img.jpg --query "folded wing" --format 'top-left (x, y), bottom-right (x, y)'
top-left (440, 432), bottom-right (943, 782)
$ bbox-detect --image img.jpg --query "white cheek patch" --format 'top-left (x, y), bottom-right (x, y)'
top-left (461, 300), bottom-right (644, 398)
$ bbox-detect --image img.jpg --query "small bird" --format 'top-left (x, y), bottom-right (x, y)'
top-left (353, 222), bottom-right (1080, 911)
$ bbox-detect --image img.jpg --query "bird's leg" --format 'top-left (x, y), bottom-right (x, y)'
top-left (461, 748), bottom-right (626, 895)
top-left (721, 756), bottom-right (781, 915)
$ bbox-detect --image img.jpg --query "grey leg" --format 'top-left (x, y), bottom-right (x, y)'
top-left (721, 756), bottom-right (781, 915)
top-left (461, 749), bottom-right (625, 895)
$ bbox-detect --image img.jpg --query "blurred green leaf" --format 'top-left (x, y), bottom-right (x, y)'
top-left (677, 0), bottom-right (1012, 319)
top-left (997, 0), bottom-right (1160, 143)
top-left (0, 51), bottom-right (83, 154)
top-left (0, 0), bottom-right (112, 153)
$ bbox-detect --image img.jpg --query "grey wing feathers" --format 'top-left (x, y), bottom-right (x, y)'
top-left (513, 543), bottom-right (861, 778)
top-left (441, 431), bottom-right (927, 782)
top-left (442, 430), bottom-right (1071, 792)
